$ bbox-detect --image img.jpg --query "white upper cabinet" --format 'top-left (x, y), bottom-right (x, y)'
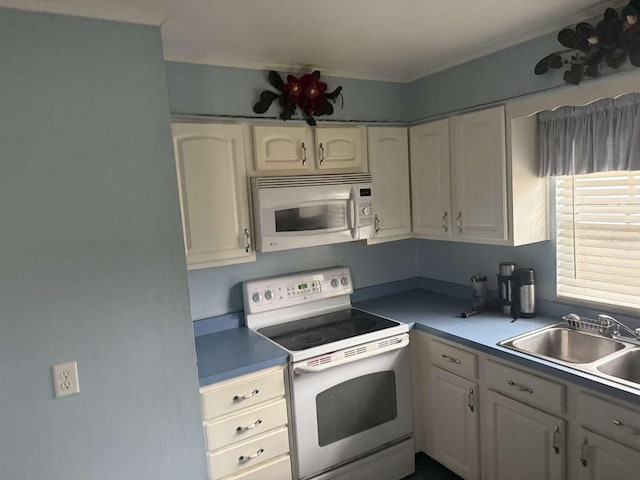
top-left (253, 125), bottom-right (314, 172)
top-left (252, 125), bottom-right (365, 175)
top-left (367, 127), bottom-right (411, 243)
top-left (450, 106), bottom-right (508, 242)
top-left (410, 105), bottom-right (547, 246)
top-left (410, 119), bottom-right (452, 239)
top-left (172, 122), bottom-right (255, 270)
top-left (315, 127), bottom-right (364, 171)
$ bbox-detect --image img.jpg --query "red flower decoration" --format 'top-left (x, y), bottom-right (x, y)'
top-left (253, 70), bottom-right (343, 126)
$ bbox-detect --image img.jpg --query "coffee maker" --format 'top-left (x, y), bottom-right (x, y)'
top-left (497, 263), bottom-right (536, 319)
top-left (497, 262), bottom-right (516, 315)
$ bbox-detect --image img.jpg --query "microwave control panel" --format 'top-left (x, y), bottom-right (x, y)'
top-left (243, 267), bottom-right (353, 315)
top-left (356, 186), bottom-right (373, 227)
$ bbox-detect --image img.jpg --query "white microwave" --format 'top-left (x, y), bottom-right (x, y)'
top-left (251, 174), bottom-right (374, 252)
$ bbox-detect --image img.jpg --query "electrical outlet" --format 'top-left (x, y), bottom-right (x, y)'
top-left (52, 361), bottom-right (80, 398)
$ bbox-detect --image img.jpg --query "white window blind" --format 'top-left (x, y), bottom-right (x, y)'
top-left (556, 171), bottom-right (640, 311)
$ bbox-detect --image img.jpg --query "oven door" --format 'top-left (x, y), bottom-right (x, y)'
top-left (290, 343), bottom-right (413, 479)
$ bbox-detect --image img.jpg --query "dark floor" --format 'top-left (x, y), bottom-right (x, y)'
top-left (402, 453), bottom-right (463, 480)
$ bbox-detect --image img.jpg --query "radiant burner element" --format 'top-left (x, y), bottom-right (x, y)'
top-left (292, 333), bottom-right (326, 347)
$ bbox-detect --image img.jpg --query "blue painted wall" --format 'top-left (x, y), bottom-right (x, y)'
top-left (166, 62), bottom-right (407, 122)
top-left (189, 239), bottom-right (419, 319)
top-left (0, 8), bottom-right (206, 479)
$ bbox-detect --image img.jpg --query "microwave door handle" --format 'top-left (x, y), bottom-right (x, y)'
top-left (348, 188), bottom-right (358, 239)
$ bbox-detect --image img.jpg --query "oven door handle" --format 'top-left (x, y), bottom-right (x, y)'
top-left (293, 334), bottom-right (409, 374)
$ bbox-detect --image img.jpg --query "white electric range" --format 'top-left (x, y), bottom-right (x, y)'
top-left (243, 267), bottom-right (415, 480)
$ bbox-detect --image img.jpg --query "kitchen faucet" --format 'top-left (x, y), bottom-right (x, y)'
top-left (598, 314), bottom-right (640, 345)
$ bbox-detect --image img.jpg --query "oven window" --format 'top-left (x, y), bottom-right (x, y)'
top-left (274, 204), bottom-right (345, 232)
top-left (316, 371), bottom-right (397, 447)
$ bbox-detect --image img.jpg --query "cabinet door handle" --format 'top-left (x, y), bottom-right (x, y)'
top-left (580, 436), bottom-right (588, 467)
top-left (243, 228), bottom-right (251, 253)
top-left (552, 425), bottom-right (560, 455)
top-left (613, 419), bottom-right (640, 435)
top-left (374, 214), bottom-right (380, 233)
top-left (233, 389), bottom-right (259, 401)
top-left (467, 387), bottom-right (475, 412)
top-left (441, 353), bottom-right (461, 364)
top-left (236, 419), bottom-right (262, 433)
top-left (508, 380), bottom-right (533, 393)
top-left (456, 211), bottom-right (463, 233)
top-left (442, 211), bottom-right (448, 232)
top-left (238, 448), bottom-right (264, 463)
top-left (319, 143), bottom-right (325, 165)
top-left (301, 142), bottom-right (307, 165)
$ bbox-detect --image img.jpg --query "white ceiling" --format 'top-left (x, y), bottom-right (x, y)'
top-left (0, 0), bottom-right (622, 82)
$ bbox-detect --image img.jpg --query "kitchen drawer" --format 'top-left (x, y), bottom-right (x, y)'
top-left (580, 392), bottom-right (640, 450)
top-left (208, 426), bottom-right (289, 480)
top-left (204, 398), bottom-right (288, 451)
top-left (485, 360), bottom-right (564, 414)
top-left (429, 339), bottom-right (477, 379)
top-left (201, 366), bottom-right (285, 420)
top-left (230, 454), bottom-right (292, 480)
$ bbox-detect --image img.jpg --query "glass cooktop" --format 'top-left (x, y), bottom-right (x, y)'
top-left (258, 309), bottom-right (400, 351)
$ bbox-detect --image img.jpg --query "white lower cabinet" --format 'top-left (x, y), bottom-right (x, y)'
top-left (429, 366), bottom-right (479, 480)
top-left (578, 429), bottom-right (640, 480)
top-left (484, 390), bottom-right (565, 480)
top-left (199, 365), bottom-right (292, 480)
top-left (412, 330), bottom-right (640, 480)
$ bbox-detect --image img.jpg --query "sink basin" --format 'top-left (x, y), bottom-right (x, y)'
top-left (596, 349), bottom-right (640, 385)
top-left (503, 326), bottom-right (626, 364)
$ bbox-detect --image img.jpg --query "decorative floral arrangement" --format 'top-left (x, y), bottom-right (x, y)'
top-left (535, 0), bottom-right (640, 84)
top-left (253, 70), bottom-right (343, 126)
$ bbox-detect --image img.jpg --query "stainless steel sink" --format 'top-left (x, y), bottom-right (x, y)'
top-left (499, 323), bottom-right (640, 390)
top-left (596, 349), bottom-right (640, 387)
top-left (506, 326), bottom-right (625, 364)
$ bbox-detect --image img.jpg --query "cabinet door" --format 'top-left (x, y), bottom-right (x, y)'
top-left (450, 106), bottom-right (508, 242)
top-left (579, 429), bottom-right (640, 480)
top-left (315, 127), bottom-right (364, 171)
top-left (484, 390), bottom-right (564, 480)
top-left (429, 366), bottom-right (479, 480)
top-left (253, 125), bottom-right (313, 172)
top-left (409, 119), bottom-right (452, 239)
top-left (172, 123), bottom-right (255, 269)
top-left (367, 127), bottom-right (411, 242)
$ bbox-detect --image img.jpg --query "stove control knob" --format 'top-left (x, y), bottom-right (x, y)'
top-left (264, 290), bottom-right (274, 301)
top-left (330, 278), bottom-right (339, 288)
top-left (252, 292), bottom-right (263, 303)
top-left (361, 206), bottom-right (372, 216)
top-left (341, 277), bottom-right (349, 286)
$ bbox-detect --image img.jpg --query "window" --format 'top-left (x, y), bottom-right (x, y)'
top-left (556, 171), bottom-right (640, 312)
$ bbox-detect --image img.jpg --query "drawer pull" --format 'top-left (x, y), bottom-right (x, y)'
top-left (234, 389), bottom-right (259, 401)
top-left (580, 436), bottom-right (588, 467)
top-left (613, 419), bottom-right (640, 435)
top-left (239, 448), bottom-right (264, 463)
top-left (237, 419), bottom-right (263, 433)
top-left (552, 425), bottom-right (560, 455)
top-left (441, 353), bottom-right (461, 364)
top-left (508, 380), bottom-right (533, 393)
